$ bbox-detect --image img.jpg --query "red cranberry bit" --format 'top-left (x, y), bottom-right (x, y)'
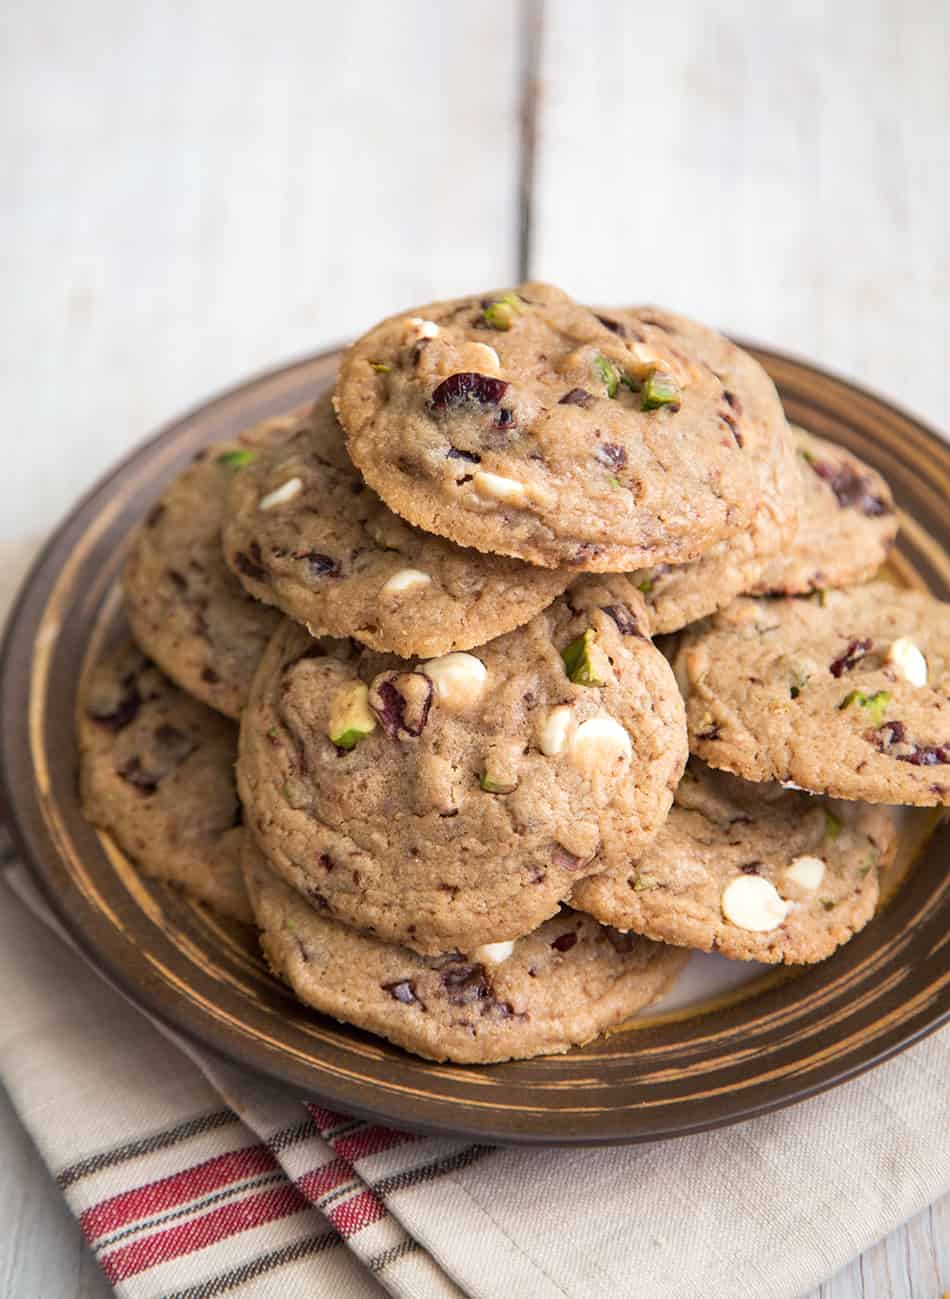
top-left (493, 406), bottom-right (516, 430)
top-left (369, 672), bottom-right (433, 740)
top-left (551, 931), bottom-right (578, 952)
top-left (720, 411), bottom-right (743, 447)
top-left (293, 551), bottom-right (339, 580)
top-left (552, 844), bottom-right (586, 871)
top-left (829, 638), bottom-right (872, 677)
top-left (559, 387), bottom-right (594, 407)
top-left (383, 979), bottom-right (419, 1006)
top-left (430, 372), bottom-right (509, 411)
top-left (601, 604), bottom-right (641, 636)
top-left (596, 443), bottom-right (627, 469)
top-left (439, 961), bottom-right (491, 1006)
top-left (808, 459), bottom-right (891, 516)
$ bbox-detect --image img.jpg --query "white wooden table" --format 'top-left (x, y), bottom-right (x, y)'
top-left (2, 1), bottom-right (948, 1294)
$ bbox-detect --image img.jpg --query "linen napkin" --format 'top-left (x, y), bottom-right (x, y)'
top-left (1, 859), bottom-right (947, 1299)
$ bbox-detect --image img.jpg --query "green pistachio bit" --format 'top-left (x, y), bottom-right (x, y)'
top-left (636, 576), bottom-right (654, 595)
top-left (798, 448), bottom-right (817, 466)
top-left (815, 589), bottom-right (828, 607)
top-left (824, 809), bottom-right (842, 840)
top-left (370, 361), bottom-right (392, 373)
top-left (819, 898), bottom-right (836, 911)
top-left (607, 474), bottom-right (623, 489)
top-left (267, 726), bottom-right (280, 741)
top-left (561, 628), bottom-right (606, 686)
top-left (641, 368), bottom-right (681, 411)
top-left (789, 668), bottom-right (810, 699)
top-left (328, 681), bottom-right (377, 750)
top-left (593, 354), bottom-right (621, 397)
top-left (619, 373), bottom-right (640, 392)
top-left (482, 292), bottom-right (521, 330)
top-left (633, 874), bottom-right (659, 892)
top-left (480, 770), bottom-right (518, 794)
top-left (838, 689), bottom-right (891, 726)
top-left (217, 448), bottom-right (257, 471)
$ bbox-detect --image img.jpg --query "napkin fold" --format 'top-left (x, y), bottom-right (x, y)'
top-left (0, 863), bottom-right (947, 1299)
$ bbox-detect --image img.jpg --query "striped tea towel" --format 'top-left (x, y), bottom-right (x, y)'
top-left (0, 863), bottom-right (948, 1299)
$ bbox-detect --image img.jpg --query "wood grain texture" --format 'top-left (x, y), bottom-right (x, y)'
top-left (0, 0), bottom-right (947, 1293)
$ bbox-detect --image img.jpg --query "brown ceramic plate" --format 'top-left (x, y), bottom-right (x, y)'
top-left (1, 346), bottom-right (948, 1146)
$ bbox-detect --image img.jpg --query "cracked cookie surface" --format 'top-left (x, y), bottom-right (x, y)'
top-left (223, 395), bottom-right (570, 657)
top-left (244, 836), bottom-right (686, 1063)
top-left (238, 577), bottom-right (687, 954)
top-left (336, 283), bottom-right (794, 570)
top-left (572, 760), bottom-right (897, 963)
top-left (79, 643), bottom-right (251, 921)
top-left (674, 584), bottom-right (950, 804)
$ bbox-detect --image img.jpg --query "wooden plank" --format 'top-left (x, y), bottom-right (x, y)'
top-left (1, 0), bottom-right (523, 569)
top-left (532, 0), bottom-right (950, 436)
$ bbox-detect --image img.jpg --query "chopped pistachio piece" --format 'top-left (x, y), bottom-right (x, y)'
top-left (636, 576), bottom-right (654, 595)
top-left (641, 367), bottom-right (681, 410)
top-left (561, 628), bottom-right (608, 686)
top-left (633, 874), bottom-right (659, 892)
top-left (823, 808), bottom-right (843, 840)
top-left (328, 681), bottom-right (377, 750)
top-left (482, 292), bottom-right (521, 330)
top-left (370, 361), bottom-right (392, 373)
top-left (216, 448), bottom-right (257, 471)
top-left (593, 354), bottom-right (621, 397)
top-left (480, 770), bottom-right (518, 794)
top-left (838, 688), bottom-right (891, 726)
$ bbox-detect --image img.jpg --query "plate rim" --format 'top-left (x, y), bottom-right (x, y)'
top-left (1, 340), bottom-right (948, 1147)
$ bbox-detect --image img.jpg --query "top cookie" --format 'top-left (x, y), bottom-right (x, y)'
top-left (675, 583), bottom-right (950, 805)
top-left (336, 284), bottom-right (793, 570)
top-left (237, 576), bottom-right (687, 955)
top-left (748, 428), bottom-right (897, 595)
top-left (628, 426), bottom-right (892, 633)
top-left (124, 416), bottom-right (302, 718)
top-left (223, 396), bottom-right (570, 658)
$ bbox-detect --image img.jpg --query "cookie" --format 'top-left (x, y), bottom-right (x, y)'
top-left (336, 284), bottom-right (794, 570)
top-left (124, 416), bottom-right (302, 718)
top-left (238, 577), bottom-right (687, 955)
top-left (243, 837), bottom-right (686, 1063)
top-left (748, 428), bottom-right (898, 595)
top-left (572, 761), bottom-right (897, 963)
top-left (222, 396), bottom-right (570, 658)
top-left (675, 584), bottom-right (950, 805)
top-left (79, 643), bottom-right (251, 922)
top-left (627, 427), bottom-right (893, 634)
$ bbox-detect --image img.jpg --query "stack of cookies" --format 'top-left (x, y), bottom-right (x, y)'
top-left (79, 282), bottom-right (950, 1064)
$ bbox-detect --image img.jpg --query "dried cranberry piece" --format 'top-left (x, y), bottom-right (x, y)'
top-left (446, 446), bottom-right (482, 463)
top-left (720, 412), bottom-right (743, 447)
top-left (596, 443), bottom-right (627, 469)
top-left (439, 961), bottom-right (491, 1006)
top-left (383, 979), bottom-right (419, 1005)
top-left (552, 844), bottom-right (587, 871)
top-left (829, 638), bottom-right (872, 677)
top-left (559, 388), bottom-right (594, 407)
top-left (875, 719), bottom-right (906, 749)
top-left (87, 672), bottom-right (142, 732)
top-left (493, 407), bottom-right (516, 430)
top-left (594, 313), bottom-right (625, 336)
top-left (369, 671), bottom-right (433, 740)
top-left (294, 551), bottom-right (339, 580)
top-left (601, 604), bottom-right (642, 636)
top-left (430, 372), bottom-right (509, 411)
top-left (551, 931), bottom-right (578, 952)
top-left (234, 550), bottom-right (268, 583)
top-left (897, 743), bottom-right (950, 766)
top-left (740, 862), bottom-right (762, 875)
top-left (808, 459), bottom-right (891, 516)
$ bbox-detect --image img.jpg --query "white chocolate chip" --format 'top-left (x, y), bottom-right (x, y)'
top-left (886, 636), bottom-right (928, 686)
top-left (784, 855), bottom-right (826, 892)
top-left (420, 652), bottom-right (487, 711)
top-left (472, 940), bottom-right (515, 966)
top-left (569, 717), bottom-right (632, 777)
top-left (381, 568), bottom-right (432, 596)
top-left (721, 875), bottom-right (791, 932)
top-left (259, 477), bottom-right (303, 510)
top-left (467, 342), bottom-right (501, 375)
top-left (472, 471), bottom-right (528, 507)
top-left (539, 705), bottom-right (572, 756)
top-left (406, 315), bottom-right (440, 339)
